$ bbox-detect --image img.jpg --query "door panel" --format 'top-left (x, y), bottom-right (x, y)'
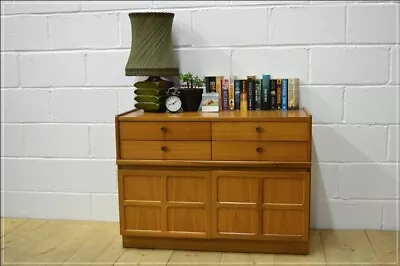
top-left (167, 176), bottom-right (206, 202)
top-left (217, 208), bottom-right (258, 235)
top-left (263, 178), bottom-right (304, 204)
top-left (167, 207), bottom-right (206, 233)
top-left (263, 209), bottom-right (304, 236)
top-left (212, 171), bottom-right (309, 241)
top-left (217, 176), bottom-right (258, 203)
top-left (119, 169), bottom-right (211, 238)
top-left (125, 206), bottom-right (162, 232)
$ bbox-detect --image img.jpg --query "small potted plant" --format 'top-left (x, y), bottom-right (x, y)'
top-left (178, 72), bottom-right (205, 112)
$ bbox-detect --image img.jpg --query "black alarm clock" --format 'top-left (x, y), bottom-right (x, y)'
top-left (165, 87), bottom-right (182, 113)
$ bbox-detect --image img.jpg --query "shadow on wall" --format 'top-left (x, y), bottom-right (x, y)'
top-left (309, 125), bottom-right (392, 230)
top-left (310, 143), bottom-right (332, 229)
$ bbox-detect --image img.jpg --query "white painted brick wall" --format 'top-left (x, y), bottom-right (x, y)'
top-left (192, 8), bottom-right (268, 46)
top-left (1, 125), bottom-right (25, 157)
top-left (51, 89), bottom-right (118, 123)
top-left (3, 191), bottom-right (92, 220)
top-left (19, 52), bottom-right (86, 87)
top-left (4, 1), bottom-right (81, 14)
top-left (3, 158), bottom-right (52, 191)
top-left (300, 86), bottom-right (343, 123)
top-left (1, 53), bottom-right (19, 87)
top-left (310, 47), bottom-right (389, 85)
top-left (1, 1), bottom-right (398, 230)
top-left (338, 164), bottom-right (398, 199)
top-left (347, 5), bottom-right (397, 44)
top-left (388, 126), bottom-right (399, 162)
top-left (178, 49), bottom-right (231, 77)
top-left (89, 125), bottom-right (116, 159)
top-left (268, 6), bottom-right (345, 44)
top-left (312, 125), bottom-right (387, 162)
top-left (50, 13), bottom-right (119, 49)
top-left (2, 15), bottom-right (49, 51)
top-left (48, 160), bottom-right (117, 193)
top-left (3, 89), bottom-right (51, 122)
top-left (86, 51), bottom-right (132, 86)
top-left (311, 163), bottom-right (340, 201)
top-left (231, 48), bottom-right (308, 80)
top-left (382, 203), bottom-right (399, 230)
top-left (81, 1), bottom-right (152, 11)
top-left (91, 194), bottom-right (119, 222)
top-left (345, 86), bottom-right (398, 124)
top-left (24, 125), bottom-right (90, 158)
top-left (391, 46), bottom-right (399, 84)
top-left (117, 88), bottom-right (136, 113)
top-left (311, 200), bottom-right (383, 229)
top-left (154, 1), bottom-right (228, 8)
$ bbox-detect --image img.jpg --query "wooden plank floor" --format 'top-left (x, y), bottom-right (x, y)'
top-left (1, 218), bottom-right (398, 266)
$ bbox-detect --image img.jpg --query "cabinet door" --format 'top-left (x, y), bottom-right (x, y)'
top-left (119, 169), bottom-right (211, 238)
top-left (212, 171), bottom-right (310, 241)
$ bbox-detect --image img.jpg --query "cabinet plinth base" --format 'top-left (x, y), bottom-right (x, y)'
top-left (122, 235), bottom-right (309, 255)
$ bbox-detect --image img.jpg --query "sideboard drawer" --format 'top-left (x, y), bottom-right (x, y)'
top-left (212, 141), bottom-right (308, 162)
top-left (120, 122), bottom-right (211, 141)
top-left (212, 122), bottom-right (308, 141)
top-left (120, 141), bottom-right (211, 160)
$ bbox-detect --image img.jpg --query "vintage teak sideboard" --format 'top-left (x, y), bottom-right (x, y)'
top-left (114, 109), bottom-right (312, 254)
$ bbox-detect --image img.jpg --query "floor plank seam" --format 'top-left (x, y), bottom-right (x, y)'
top-left (319, 230), bottom-right (328, 266)
top-left (364, 229), bottom-right (380, 265)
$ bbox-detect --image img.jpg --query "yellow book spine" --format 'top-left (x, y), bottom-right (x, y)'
top-left (240, 79), bottom-right (247, 111)
top-left (228, 76), bottom-right (236, 110)
top-left (216, 76), bottom-right (223, 111)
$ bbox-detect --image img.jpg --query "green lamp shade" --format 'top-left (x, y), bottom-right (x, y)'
top-left (125, 12), bottom-right (179, 77)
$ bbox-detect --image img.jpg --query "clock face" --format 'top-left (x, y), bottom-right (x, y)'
top-left (166, 95), bottom-right (182, 113)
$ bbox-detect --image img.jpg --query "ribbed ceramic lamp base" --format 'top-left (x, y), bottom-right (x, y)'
top-left (134, 76), bottom-right (174, 112)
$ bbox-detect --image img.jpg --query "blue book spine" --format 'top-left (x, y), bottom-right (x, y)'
top-left (261, 74), bottom-right (270, 110)
top-left (234, 79), bottom-right (240, 110)
top-left (282, 79), bottom-right (288, 111)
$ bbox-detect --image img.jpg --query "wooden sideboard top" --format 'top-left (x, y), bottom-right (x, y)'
top-left (117, 108), bottom-right (312, 122)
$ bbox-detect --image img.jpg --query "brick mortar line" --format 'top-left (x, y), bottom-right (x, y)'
top-left (2, 44), bottom-right (398, 54)
top-left (1, 157), bottom-right (116, 161)
top-left (342, 86), bottom-right (346, 123)
top-left (1, 156), bottom-right (398, 164)
top-left (2, 190), bottom-right (118, 195)
top-left (1, 1), bottom-right (397, 17)
top-left (344, 5), bottom-right (348, 43)
top-left (385, 126), bottom-right (390, 161)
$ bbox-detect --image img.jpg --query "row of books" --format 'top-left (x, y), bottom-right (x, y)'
top-left (204, 75), bottom-right (300, 111)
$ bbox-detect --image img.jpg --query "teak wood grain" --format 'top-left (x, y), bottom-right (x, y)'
top-left (119, 121), bottom-right (211, 141)
top-left (212, 121), bottom-right (309, 141)
top-left (212, 141), bottom-right (308, 162)
top-left (118, 109), bottom-right (310, 122)
top-left (119, 169), bottom-right (211, 239)
top-left (120, 141), bottom-right (211, 160)
top-left (115, 108), bottom-right (312, 254)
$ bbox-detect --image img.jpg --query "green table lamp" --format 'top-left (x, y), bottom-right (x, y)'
top-left (125, 12), bottom-right (179, 112)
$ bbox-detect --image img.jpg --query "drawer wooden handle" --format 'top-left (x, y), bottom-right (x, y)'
top-left (256, 127), bottom-right (263, 133)
top-left (161, 146), bottom-right (168, 152)
top-left (256, 147), bottom-right (263, 153)
top-left (160, 127), bottom-right (167, 133)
